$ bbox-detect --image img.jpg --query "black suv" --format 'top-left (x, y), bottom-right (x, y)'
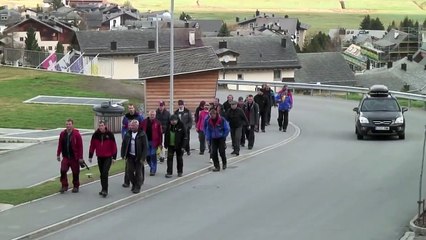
top-left (353, 85), bottom-right (407, 140)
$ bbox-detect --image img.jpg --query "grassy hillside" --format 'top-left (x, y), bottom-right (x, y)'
top-left (4, 0), bottom-right (426, 34)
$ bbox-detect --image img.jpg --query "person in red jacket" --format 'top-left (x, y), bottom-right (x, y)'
top-left (88, 120), bottom-right (117, 197)
top-left (56, 118), bottom-right (84, 194)
top-left (141, 110), bottom-right (163, 176)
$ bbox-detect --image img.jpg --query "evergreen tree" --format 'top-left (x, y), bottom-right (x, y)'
top-left (56, 42), bottom-right (64, 54)
top-left (303, 31), bottom-right (334, 53)
top-left (400, 16), bottom-right (414, 30)
top-left (217, 23), bottom-right (231, 37)
top-left (387, 20), bottom-right (397, 32)
top-left (360, 15), bottom-right (371, 29)
top-left (179, 12), bottom-right (192, 21)
top-left (370, 17), bottom-right (384, 30)
top-left (52, 0), bottom-right (64, 10)
top-left (25, 27), bottom-right (40, 51)
top-left (423, 19), bottom-right (426, 28)
top-left (123, 0), bottom-right (133, 9)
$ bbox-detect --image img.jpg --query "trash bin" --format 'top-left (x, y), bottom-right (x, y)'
top-left (93, 101), bottom-right (125, 133)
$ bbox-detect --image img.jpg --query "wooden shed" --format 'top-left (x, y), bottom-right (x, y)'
top-left (138, 46), bottom-right (223, 113)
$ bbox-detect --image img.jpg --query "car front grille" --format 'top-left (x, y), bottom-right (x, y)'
top-left (372, 120), bottom-right (392, 125)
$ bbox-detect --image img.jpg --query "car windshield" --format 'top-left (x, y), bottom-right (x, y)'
top-left (360, 98), bottom-right (400, 112)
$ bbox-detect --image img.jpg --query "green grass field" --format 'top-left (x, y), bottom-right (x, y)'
top-left (0, 67), bottom-right (121, 129)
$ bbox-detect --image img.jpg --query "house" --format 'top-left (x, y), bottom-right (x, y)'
top-left (79, 10), bottom-right (102, 30)
top-left (189, 19), bottom-right (224, 37)
top-left (21, 8), bottom-right (38, 18)
top-left (0, 7), bottom-right (21, 34)
top-left (101, 10), bottom-right (139, 30)
top-left (355, 56), bottom-right (426, 94)
top-left (295, 52), bottom-right (355, 85)
top-left (138, 46), bottom-right (223, 112)
top-left (67, 0), bottom-right (106, 7)
top-left (202, 35), bottom-right (301, 90)
top-left (50, 6), bottom-right (82, 24)
top-left (3, 15), bottom-right (78, 52)
top-left (373, 29), bottom-right (420, 62)
top-left (235, 11), bottom-right (309, 47)
top-left (328, 28), bottom-right (387, 48)
top-left (72, 28), bottom-right (203, 79)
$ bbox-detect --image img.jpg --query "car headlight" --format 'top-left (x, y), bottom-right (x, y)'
top-left (359, 116), bottom-right (369, 124)
top-left (395, 116), bottom-right (404, 124)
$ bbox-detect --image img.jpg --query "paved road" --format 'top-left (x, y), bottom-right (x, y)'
top-left (40, 92), bottom-right (426, 240)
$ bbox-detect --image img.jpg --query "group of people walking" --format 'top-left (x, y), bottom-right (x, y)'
top-left (55, 84), bottom-right (293, 197)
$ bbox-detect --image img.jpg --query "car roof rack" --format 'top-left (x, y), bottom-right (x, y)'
top-left (368, 85), bottom-right (389, 97)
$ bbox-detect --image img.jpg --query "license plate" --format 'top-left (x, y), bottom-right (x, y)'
top-left (375, 126), bottom-right (389, 130)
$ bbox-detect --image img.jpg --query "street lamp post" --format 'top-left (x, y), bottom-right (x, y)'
top-left (169, 0), bottom-right (174, 113)
top-left (418, 125), bottom-right (426, 221)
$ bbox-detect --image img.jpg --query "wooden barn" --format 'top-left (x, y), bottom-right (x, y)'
top-left (138, 46), bottom-right (223, 113)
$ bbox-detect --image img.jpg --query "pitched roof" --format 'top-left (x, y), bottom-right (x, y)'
top-left (138, 46), bottom-right (223, 79)
top-left (4, 16), bottom-right (65, 33)
top-left (102, 10), bottom-right (139, 23)
top-left (189, 19), bottom-right (223, 34)
top-left (295, 52), bottom-right (355, 84)
top-left (0, 9), bottom-right (21, 26)
top-left (373, 29), bottom-right (408, 48)
top-left (238, 17), bottom-right (307, 36)
top-left (355, 58), bottom-right (426, 94)
top-left (202, 36), bottom-right (300, 70)
top-left (74, 28), bottom-right (203, 56)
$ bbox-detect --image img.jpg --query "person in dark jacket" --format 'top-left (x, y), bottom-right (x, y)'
top-left (205, 109), bottom-right (230, 171)
top-left (242, 95), bottom-right (259, 150)
top-left (175, 100), bottom-right (193, 156)
top-left (262, 84), bottom-right (275, 125)
top-left (226, 101), bottom-right (248, 156)
top-left (88, 120), bottom-right (117, 197)
top-left (211, 97), bottom-right (225, 117)
top-left (121, 103), bottom-right (144, 188)
top-left (156, 101), bottom-right (170, 163)
top-left (56, 118), bottom-right (84, 194)
top-left (141, 110), bottom-right (163, 176)
top-left (237, 96), bottom-right (245, 109)
top-left (254, 88), bottom-right (269, 132)
top-left (222, 94), bottom-right (234, 114)
top-left (164, 114), bottom-right (187, 178)
top-left (121, 120), bottom-right (148, 194)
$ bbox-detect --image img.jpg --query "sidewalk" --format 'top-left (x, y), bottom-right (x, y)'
top-left (0, 123), bottom-right (300, 240)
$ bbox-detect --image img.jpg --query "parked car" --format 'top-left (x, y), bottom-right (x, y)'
top-left (353, 85), bottom-right (407, 140)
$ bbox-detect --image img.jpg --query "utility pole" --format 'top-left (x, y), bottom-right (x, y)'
top-left (169, 0), bottom-right (174, 113)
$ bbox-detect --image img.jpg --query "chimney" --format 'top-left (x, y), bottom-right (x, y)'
top-left (189, 31), bottom-right (195, 45)
top-left (167, 22), bottom-right (171, 28)
top-left (219, 40), bottom-right (227, 49)
top-left (237, 31), bottom-right (239, 36)
top-left (401, 63), bottom-right (407, 71)
top-left (184, 22), bottom-right (189, 28)
top-left (407, 55), bottom-right (413, 61)
top-left (387, 61), bottom-right (392, 68)
top-left (148, 40), bottom-right (155, 49)
top-left (110, 41), bottom-right (117, 50)
top-left (255, 9), bottom-right (260, 17)
top-left (281, 38), bottom-right (286, 48)
top-left (25, 14), bottom-right (30, 19)
top-left (236, 17), bottom-right (239, 22)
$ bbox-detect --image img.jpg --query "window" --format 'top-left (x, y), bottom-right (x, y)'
top-left (41, 46), bottom-right (46, 51)
top-left (1, 16), bottom-right (7, 20)
top-left (48, 46), bottom-right (53, 50)
top-left (273, 70), bottom-right (281, 81)
top-left (20, 37), bottom-right (24, 41)
top-left (237, 74), bottom-right (243, 80)
top-left (134, 57), bottom-right (138, 64)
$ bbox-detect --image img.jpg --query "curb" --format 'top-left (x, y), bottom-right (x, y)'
top-left (410, 214), bottom-right (426, 237)
top-left (0, 130), bottom-right (93, 144)
top-left (12, 123), bottom-right (300, 240)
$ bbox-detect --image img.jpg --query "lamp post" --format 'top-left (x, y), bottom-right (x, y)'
top-left (169, 0), bottom-right (174, 113)
top-left (418, 125), bottom-right (426, 220)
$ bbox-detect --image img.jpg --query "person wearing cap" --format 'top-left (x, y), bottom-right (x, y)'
top-left (174, 100), bottom-right (193, 156)
top-left (141, 110), bottom-right (163, 176)
top-left (226, 101), bottom-right (248, 156)
top-left (205, 109), bottom-right (230, 171)
top-left (275, 85), bottom-right (293, 132)
top-left (156, 101), bottom-right (170, 162)
top-left (88, 120), bottom-right (117, 197)
top-left (164, 114), bottom-right (187, 178)
top-left (196, 102), bottom-right (210, 155)
top-left (237, 96), bottom-right (245, 109)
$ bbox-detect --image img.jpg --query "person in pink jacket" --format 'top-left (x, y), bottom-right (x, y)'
top-left (196, 102), bottom-right (210, 155)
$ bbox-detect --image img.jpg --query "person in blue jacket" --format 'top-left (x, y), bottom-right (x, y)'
top-left (204, 109), bottom-right (230, 171)
top-left (275, 85), bottom-right (293, 132)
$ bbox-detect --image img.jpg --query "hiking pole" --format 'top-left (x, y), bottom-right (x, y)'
top-left (418, 125), bottom-right (426, 219)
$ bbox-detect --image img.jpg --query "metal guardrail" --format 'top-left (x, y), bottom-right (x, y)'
top-left (218, 79), bottom-right (426, 102)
